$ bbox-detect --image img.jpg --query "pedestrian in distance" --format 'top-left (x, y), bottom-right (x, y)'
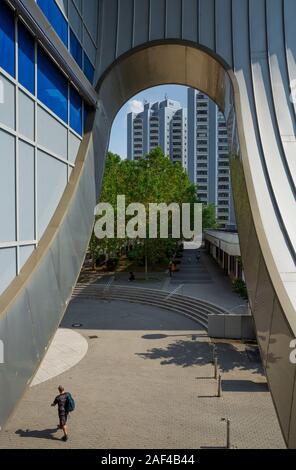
top-left (168, 260), bottom-right (173, 277)
top-left (128, 271), bottom-right (135, 282)
top-left (51, 385), bottom-right (75, 442)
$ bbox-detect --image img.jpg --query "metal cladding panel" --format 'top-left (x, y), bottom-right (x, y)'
top-left (267, 0), bottom-right (295, 128)
top-left (250, 0), bottom-right (296, 260)
top-left (117, 0), bottom-right (133, 57)
top-left (82, 0), bottom-right (99, 45)
top-left (288, 374), bottom-right (296, 448)
top-left (166, 0), bottom-right (182, 39)
top-left (149, 0), bottom-right (166, 41)
top-left (133, 0), bottom-right (149, 47)
top-left (98, 0), bottom-right (118, 75)
top-left (249, 0), bottom-right (267, 54)
top-left (49, 218), bottom-right (82, 300)
top-left (243, 220), bottom-right (261, 309)
top-left (49, 145), bottom-right (99, 302)
top-left (266, 298), bottom-right (296, 443)
top-left (231, 0), bottom-right (252, 84)
top-left (66, 186), bottom-right (94, 262)
top-left (25, 252), bottom-right (64, 357)
top-left (267, 0), bottom-right (296, 187)
top-left (198, 0), bottom-right (215, 51)
top-left (0, 293), bottom-right (38, 425)
top-left (181, 0), bottom-right (198, 42)
top-left (77, 142), bottom-right (98, 210)
top-left (230, 158), bottom-right (252, 262)
top-left (284, 0), bottom-right (296, 118)
top-left (253, 256), bottom-right (275, 368)
top-left (215, 0), bottom-right (232, 68)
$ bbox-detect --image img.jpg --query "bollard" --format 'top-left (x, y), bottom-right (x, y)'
top-left (214, 357), bottom-right (218, 379)
top-left (226, 418), bottom-right (231, 449)
top-left (221, 418), bottom-right (231, 448)
top-left (217, 374), bottom-right (222, 397)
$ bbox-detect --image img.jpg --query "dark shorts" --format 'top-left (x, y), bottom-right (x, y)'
top-left (59, 413), bottom-right (68, 427)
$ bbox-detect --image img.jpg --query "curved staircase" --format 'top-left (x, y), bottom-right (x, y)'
top-left (72, 283), bottom-right (228, 330)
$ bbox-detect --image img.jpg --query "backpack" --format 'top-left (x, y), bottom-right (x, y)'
top-left (66, 393), bottom-right (75, 413)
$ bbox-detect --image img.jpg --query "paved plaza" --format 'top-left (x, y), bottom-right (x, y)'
top-left (82, 249), bottom-right (247, 312)
top-left (0, 301), bottom-right (285, 449)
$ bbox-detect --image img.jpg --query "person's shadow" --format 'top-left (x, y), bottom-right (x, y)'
top-left (15, 427), bottom-right (61, 441)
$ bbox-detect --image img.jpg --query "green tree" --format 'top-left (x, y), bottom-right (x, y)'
top-left (90, 148), bottom-right (219, 275)
top-left (202, 203), bottom-right (220, 229)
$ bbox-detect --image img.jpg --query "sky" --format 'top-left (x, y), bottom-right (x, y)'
top-left (108, 84), bottom-right (188, 159)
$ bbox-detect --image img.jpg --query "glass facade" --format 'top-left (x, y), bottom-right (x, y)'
top-left (70, 85), bottom-right (83, 135)
top-left (37, 0), bottom-right (68, 47)
top-left (38, 47), bottom-right (69, 124)
top-left (0, 0), bottom-right (89, 295)
top-left (70, 29), bottom-right (82, 68)
top-left (36, 0), bottom-right (97, 84)
top-left (83, 52), bottom-right (95, 84)
top-left (18, 22), bottom-right (35, 95)
top-left (0, 1), bottom-right (15, 78)
top-left (0, 2), bottom-right (85, 135)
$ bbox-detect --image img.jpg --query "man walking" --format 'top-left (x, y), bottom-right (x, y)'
top-left (51, 385), bottom-right (71, 441)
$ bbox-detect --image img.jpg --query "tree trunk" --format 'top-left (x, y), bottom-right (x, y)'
top-left (145, 240), bottom-right (148, 280)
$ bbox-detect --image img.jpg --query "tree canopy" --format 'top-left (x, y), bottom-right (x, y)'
top-left (89, 148), bottom-right (219, 270)
top-left (100, 147), bottom-right (197, 207)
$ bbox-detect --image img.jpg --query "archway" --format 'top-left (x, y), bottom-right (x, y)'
top-left (0, 37), bottom-right (295, 448)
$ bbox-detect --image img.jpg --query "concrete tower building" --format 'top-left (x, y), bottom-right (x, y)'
top-left (127, 99), bottom-right (187, 169)
top-left (188, 88), bottom-right (236, 228)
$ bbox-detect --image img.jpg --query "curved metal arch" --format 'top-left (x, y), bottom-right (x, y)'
top-left (0, 10), bottom-right (295, 448)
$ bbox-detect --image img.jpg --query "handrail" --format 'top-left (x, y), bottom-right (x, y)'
top-left (165, 284), bottom-right (184, 300)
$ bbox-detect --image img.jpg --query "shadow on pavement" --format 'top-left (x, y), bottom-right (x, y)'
top-left (142, 333), bottom-right (207, 340)
top-left (62, 300), bottom-right (203, 331)
top-left (15, 428), bottom-right (61, 441)
top-left (222, 379), bottom-right (269, 392)
top-left (136, 339), bottom-right (263, 374)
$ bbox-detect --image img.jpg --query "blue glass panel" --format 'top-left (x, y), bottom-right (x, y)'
top-left (70, 29), bottom-right (82, 68)
top-left (18, 22), bottom-right (35, 95)
top-left (0, 2), bottom-right (15, 77)
top-left (37, 47), bottom-right (68, 123)
top-left (70, 86), bottom-right (82, 135)
top-left (37, 0), bottom-right (68, 47)
top-left (83, 53), bottom-right (95, 84)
